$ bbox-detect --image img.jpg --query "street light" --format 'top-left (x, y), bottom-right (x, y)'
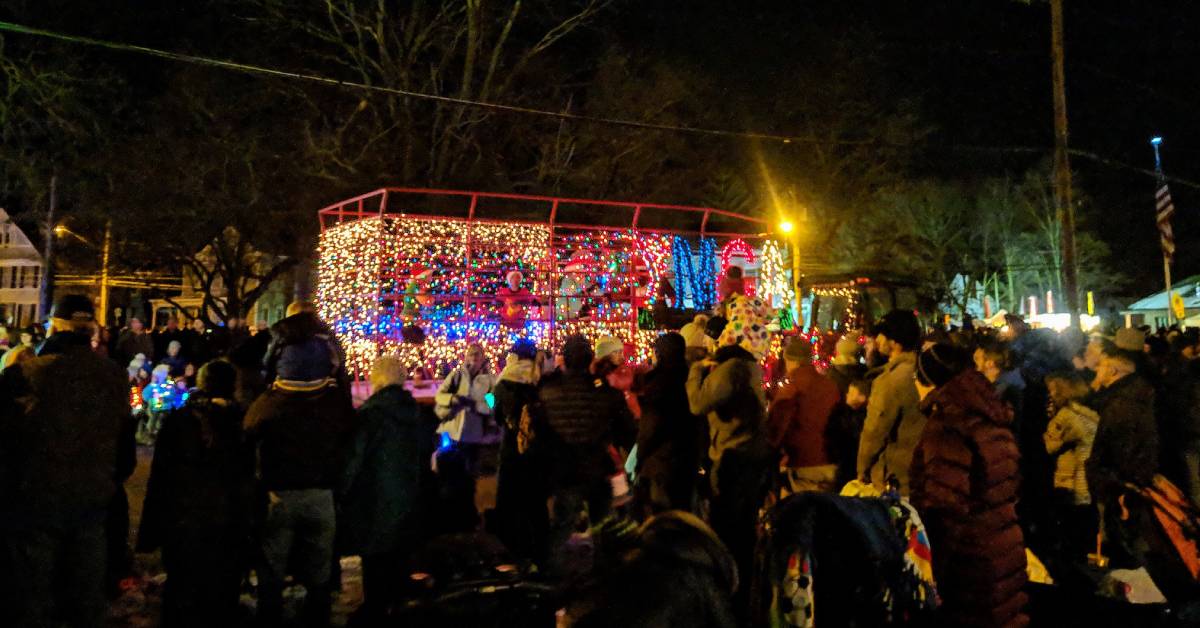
top-left (55, 221), bottom-right (112, 327)
top-left (778, 217), bottom-right (802, 326)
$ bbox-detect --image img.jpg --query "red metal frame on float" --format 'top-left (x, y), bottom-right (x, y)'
top-left (316, 188), bottom-right (779, 378)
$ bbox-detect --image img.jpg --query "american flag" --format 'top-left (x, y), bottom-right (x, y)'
top-left (1157, 177), bottom-right (1176, 263)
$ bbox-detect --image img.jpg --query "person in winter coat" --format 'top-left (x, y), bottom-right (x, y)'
top-left (183, 318), bottom-right (211, 367)
top-left (539, 335), bottom-right (637, 563)
top-left (680, 313), bottom-right (713, 364)
top-left (857, 309), bottom-right (925, 494)
top-left (767, 337), bottom-right (842, 494)
top-left (153, 317), bottom-right (186, 363)
top-left (593, 335), bottom-right (640, 417)
top-left (140, 364), bottom-right (185, 443)
top-left (975, 339), bottom-right (1026, 421)
top-left (244, 340), bottom-right (356, 628)
top-left (634, 332), bottom-right (701, 516)
top-left (115, 316), bottom-right (155, 365)
top-left (0, 295), bottom-right (128, 628)
top-left (159, 340), bottom-right (189, 378)
top-left (1086, 328), bottom-right (1158, 565)
top-left (827, 336), bottom-right (866, 396)
top-left (687, 332), bottom-right (769, 623)
top-left (490, 339), bottom-right (550, 562)
top-left (1043, 371), bottom-right (1100, 562)
top-left (564, 511), bottom-right (738, 628)
top-left (339, 356), bottom-right (432, 624)
top-left (829, 379), bottom-right (870, 490)
top-left (137, 360), bottom-right (250, 628)
top-left (262, 301), bottom-right (348, 390)
top-left (910, 344), bottom-right (1028, 628)
top-left (435, 343), bottom-right (499, 473)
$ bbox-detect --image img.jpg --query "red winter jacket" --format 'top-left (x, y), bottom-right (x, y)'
top-left (910, 369), bottom-right (1028, 628)
top-left (766, 363), bottom-right (841, 468)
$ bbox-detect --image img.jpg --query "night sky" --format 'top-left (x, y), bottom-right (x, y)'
top-left (3, 0), bottom-right (1198, 295)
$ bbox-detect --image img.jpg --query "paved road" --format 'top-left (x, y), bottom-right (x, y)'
top-left (108, 445), bottom-right (364, 627)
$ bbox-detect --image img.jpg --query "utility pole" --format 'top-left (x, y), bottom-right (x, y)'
top-left (99, 219), bottom-right (112, 327)
top-left (39, 172), bottom-right (57, 320)
top-left (1051, 0), bottom-right (1081, 328)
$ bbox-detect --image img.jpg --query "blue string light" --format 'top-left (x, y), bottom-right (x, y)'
top-left (672, 236), bottom-right (696, 308)
top-left (696, 237), bottom-right (717, 310)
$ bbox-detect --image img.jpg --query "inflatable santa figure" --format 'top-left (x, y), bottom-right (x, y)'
top-left (495, 269), bottom-right (537, 327)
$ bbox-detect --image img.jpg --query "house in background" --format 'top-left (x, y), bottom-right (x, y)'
top-left (1122, 275), bottom-right (1200, 329)
top-left (0, 208), bottom-right (44, 328)
top-left (148, 227), bottom-right (291, 330)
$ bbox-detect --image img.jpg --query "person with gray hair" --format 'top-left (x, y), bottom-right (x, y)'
top-left (339, 354), bottom-right (431, 624)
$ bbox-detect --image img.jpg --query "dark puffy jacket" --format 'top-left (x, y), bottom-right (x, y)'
top-left (244, 383), bottom-right (355, 490)
top-left (116, 329), bottom-right (155, 364)
top-left (338, 385), bottom-right (432, 556)
top-left (538, 369), bottom-right (636, 484)
top-left (910, 369), bottom-right (1028, 628)
top-left (0, 333), bottom-right (128, 526)
top-left (137, 393), bottom-right (251, 552)
top-left (1086, 373), bottom-right (1158, 505)
top-left (636, 359), bottom-right (702, 511)
top-left (263, 312), bottom-right (347, 385)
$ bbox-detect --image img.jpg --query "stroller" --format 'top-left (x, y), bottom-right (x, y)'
top-left (390, 531), bottom-right (560, 628)
top-left (1121, 475), bottom-right (1200, 608)
top-left (752, 489), bottom-right (938, 627)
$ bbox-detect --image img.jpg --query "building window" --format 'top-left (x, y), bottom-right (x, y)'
top-left (17, 266), bottom-right (26, 289)
top-left (32, 266), bottom-right (40, 289)
top-left (7, 267), bottom-right (15, 289)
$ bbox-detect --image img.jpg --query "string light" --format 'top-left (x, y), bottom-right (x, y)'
top-left (719, 238), bottom-right (757, 280)
top-left (757, 239), bottom-right (794, 308)
top-left (319, 216), bottom-right (687, 377)
top-left (697, 238), bottom-right (717, 310)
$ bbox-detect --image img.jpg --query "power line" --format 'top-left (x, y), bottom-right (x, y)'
top-left (4, 20), bottom-right (1200, 191)
top-left (0, 20), bottom-right (870, 147)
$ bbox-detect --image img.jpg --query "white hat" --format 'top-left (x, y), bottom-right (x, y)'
top-left (594, 335), bottom-right (624, 361)
top-left (679, 314), bottom-right (711, 348)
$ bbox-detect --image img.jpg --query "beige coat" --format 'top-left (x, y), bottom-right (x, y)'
top-left (1044, 401), bottom-right (1099, 505)
top-left (856, 351), bottom-right (924, 493)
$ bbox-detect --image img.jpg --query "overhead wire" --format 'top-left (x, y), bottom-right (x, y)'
top-left (2, 20), bottom-right (1198, 189)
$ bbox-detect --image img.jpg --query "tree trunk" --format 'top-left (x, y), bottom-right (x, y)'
top-left (39, 172), bottom-right (57, 320)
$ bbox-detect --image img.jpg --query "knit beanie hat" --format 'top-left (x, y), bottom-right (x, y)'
top-left (679, 314), bottom-right (711, 348)
top-left (562, 334), bottom-right (594, 371)
top-left (594, 335), bottom-right (624, 362)
top-left (833, 337), bottom-right (861, 365)
top-left (916, 343), bottom-right (969, 388)
top-left (874, 309), bottom-right (921, 351)
top-left (510, 338), bottom-right (538, 360)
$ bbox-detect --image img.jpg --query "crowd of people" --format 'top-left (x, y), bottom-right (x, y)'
top-left (2, 276), bottom-right (1198, 627)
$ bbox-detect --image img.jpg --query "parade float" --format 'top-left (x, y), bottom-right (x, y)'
top-left (315, 188), bottom-right (801, 377)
